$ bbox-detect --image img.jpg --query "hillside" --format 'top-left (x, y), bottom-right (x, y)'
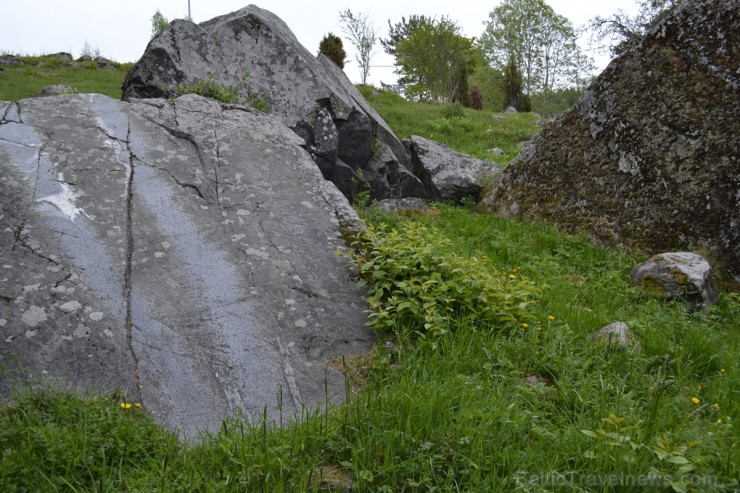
top-left (1, 58), bottom-right (738, 492)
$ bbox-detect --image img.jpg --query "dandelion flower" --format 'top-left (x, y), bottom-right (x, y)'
top-left (509, 274), bottom-right (516, 280)
top-left (691, 397), bottom-right (700, 405)
top-left (716, 419), bottom-right (722, 424)
top-left (720, 368), bottom-right (725, 374)
top-left (712, 403), bottom-right (720, 410)
top-left (521, 323), bottom-right (529, 329)
top-left (548, 315), bottom-right (555, 321)
top-left (135, 403), bottom-right (142, 409)
top-left (120, 402), bottom-right (132, 410)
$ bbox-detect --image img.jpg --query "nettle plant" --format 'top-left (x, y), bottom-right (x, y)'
top-left (171, 71), bottom-right (271, 112)
top-left (342, 221), bottom-right (542, 347)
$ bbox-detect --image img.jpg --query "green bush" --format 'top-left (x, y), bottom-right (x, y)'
top-left (343, 221), bottom-right (542, 346)
top-left (172, 71), bottom-right (271, 112)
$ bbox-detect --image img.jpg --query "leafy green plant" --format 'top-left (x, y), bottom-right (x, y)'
top-left (342, 221), bottom-right (542, 346)
top-left (171, 71), bottom-right (272, 112)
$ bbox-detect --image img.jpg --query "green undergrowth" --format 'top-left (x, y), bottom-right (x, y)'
top-left (0, 55), bottom-right (132, 101)
top-left (2, 204), bottom-right (738, 492)
top-left (171, 71), bottom-right (272, 113)
top-left (358, 85), bottom-right (541, 166)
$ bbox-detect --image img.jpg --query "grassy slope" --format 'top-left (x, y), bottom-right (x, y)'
top-left (1, 63), bottom-right (738, 492)
top-left (0, 55), bottom-right (132, 100)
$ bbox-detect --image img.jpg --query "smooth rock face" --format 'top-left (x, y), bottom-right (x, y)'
top-left (0, 93), bottom-right (373, 438)
top-left (406, 135), bottom-right (500, 202)
top-left (121, 5), bottom-right (424, 202)
top-left (478, 0), bottom-right (739, 281)
top-left (631, 252), bottom-right (718, 307)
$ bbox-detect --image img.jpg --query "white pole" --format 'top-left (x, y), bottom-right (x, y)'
top-left (188, 0), bottom-right (191, 20)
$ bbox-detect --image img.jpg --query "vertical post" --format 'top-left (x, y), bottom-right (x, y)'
top-left (188, 0), bottom-right (191, 20)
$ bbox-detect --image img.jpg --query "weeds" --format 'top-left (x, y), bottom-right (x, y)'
top-left (171, 71), bottom-right (272, 112)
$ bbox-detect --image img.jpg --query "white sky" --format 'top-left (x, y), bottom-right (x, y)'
top-left (1, 1), bottom-right (639, 86)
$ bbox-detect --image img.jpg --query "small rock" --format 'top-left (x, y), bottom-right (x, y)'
top-left (374, 197), bottom-right (427, 213)
top-left (0, 54), bottom-right (20, 65)
top-left (504, 106), bottom-right (518, 114)
top-left (489, 147), bottom-right (505, 156)
top-left (631, 252), bottom-right (717, 308)
top-left (49, 52), bottom-right (73, 61)
top-left (39, 85), bottom-right (78, 97)
top-left (590, 322), bottom-right (642, 351)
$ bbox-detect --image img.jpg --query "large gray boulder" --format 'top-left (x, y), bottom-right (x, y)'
top-left (406, 135), bottom-right (500, 202)
top-left (478, 0), bottom-right (739, 282)
top-left (0, 93), bottom-right (373, 438)
top-left (121, 5), bottom-right (425, 202)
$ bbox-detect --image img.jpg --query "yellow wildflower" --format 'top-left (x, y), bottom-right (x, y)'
top-left (712, 403), bottom-right (720, 410)
top-left (509, 274), bottom-right (516, 280)
top-left (548, 315), bottom-right (555, 321)
top-left (521, 323), bottom-right (529, 329)
top-left (120, 402), bottom-right (132, 410)
top-left (691, 397), bottom-right (700, 405)
top-left (135, 403), bottom-right (143, 409)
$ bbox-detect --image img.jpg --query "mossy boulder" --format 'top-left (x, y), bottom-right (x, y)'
top-left (478, 0), bottom-right (739, 283)
top-left (630, 252), bottom-right (718, 307)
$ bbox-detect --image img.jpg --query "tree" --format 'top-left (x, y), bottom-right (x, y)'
top-left (151, 10), bottom-right (169, 40)
top-left (585, 0), bottom-right (683, 56)
top-left (501, 53), bottom-right (530, 111)
top-left (479, 0), bottom-right (593, 96)
top-left (469, 85), bottom-right (484, 110)
top-left (339, 9), bottom-right (377, 85)
top-left (393, 16), bottom-right (477, 103)
top-left (318, 33), bottom-right (347, 69)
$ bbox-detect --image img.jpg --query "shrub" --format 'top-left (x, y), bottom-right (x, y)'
top-left (172, 71), bottom-right (271, 112)
top-left (342, 222), bottom-right (542, 347)
top-left (318, 32), bottom-right (347, 69)
top-left (442, 101), bottom-right (465, 119)
top-left (469, 84), bottom-right (483, 110)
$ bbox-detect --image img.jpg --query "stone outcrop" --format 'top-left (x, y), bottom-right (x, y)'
top-left (0, 93), bottom-right (373, 438)
top-left (478, 0), bottom-right (739, 281)
top-left (121, 5), bottom-right (425, 202)
top-left (39, 85), bottom-right (78, 96)
top-left (406, 135), bottom-right (500, 202)
top-left (631, 252), bottom-right (718, 308)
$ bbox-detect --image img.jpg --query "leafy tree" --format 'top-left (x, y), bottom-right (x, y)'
top-left (479, 0), bottom-right (593, 96)
top-left (339, 9), bottom-right (377, 85)
top-left (585, 0), bottom-right (683, 56)
top-left (381, 15), bottom-right (429, 57)
top-left (394, 16), bottom-right (477, 103)
top-left (151, 10), bottom-right (169, 40)
top-left (318, 33), bottom-right (347, 69)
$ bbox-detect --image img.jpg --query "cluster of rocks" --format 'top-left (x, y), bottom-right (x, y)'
top-left (121, 5), bottom-right (498, 205)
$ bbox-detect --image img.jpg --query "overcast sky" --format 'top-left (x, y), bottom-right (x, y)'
top-left (1, 1), bottom-right (640, 85)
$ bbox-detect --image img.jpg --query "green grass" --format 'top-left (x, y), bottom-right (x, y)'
top-left (0, 55), bottom-right (132, 101)
top-left (1, 62), bottom-right (738, 492)
top-left (358, 85), bottom-right (541, 166)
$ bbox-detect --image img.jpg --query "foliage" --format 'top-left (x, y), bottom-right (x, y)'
top-left (338, 9), bottom-right (377, 85)
top-left (171, 71), bottom-right (272, 112)
top-left (468, 62), bottom-right (505, 112)
top-left (79, 41), bottom-right (101, 59)
top-left (151, 9), bottom-right (169, 40)
top-left (393, 16), bottom-right (478, 104)
top-left (479, 0), bottom-right (594, 95)
top-left (341, 221), bottom-right (542, 347)
top-left (0, 55), bottom-right (131, 101)
top-left (469, 84), bottom-right (484, 110)
top-left (501, 53), bottom-right (529, 111)
top-left (318, 32), bottom-right (347, 69)
top-left (585, 0), bottom-right (683, 56)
